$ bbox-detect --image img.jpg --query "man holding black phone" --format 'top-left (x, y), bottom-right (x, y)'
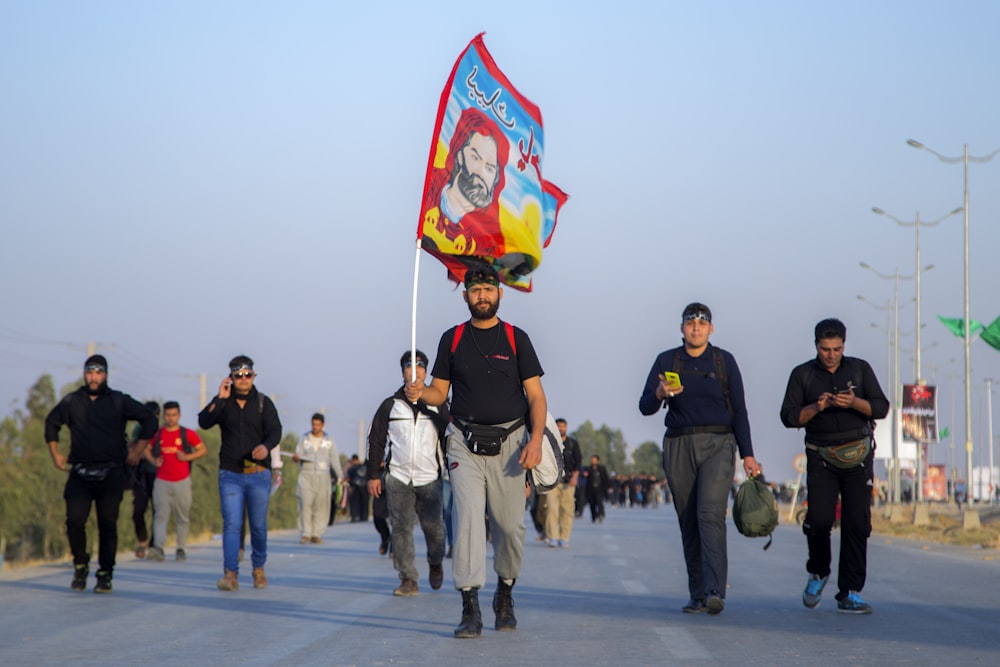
top-left (780, 318), bottom-right (888, 614)
top-left (199, 355), bottom-right (282, 592)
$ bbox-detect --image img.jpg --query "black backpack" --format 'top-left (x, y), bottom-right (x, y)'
top-left (152, 427), bottom-right (195, 471)
top-left (732, 476), bottom-right (779, 550)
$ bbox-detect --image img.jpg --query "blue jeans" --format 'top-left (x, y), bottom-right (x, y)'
top-left (219, 470), bottom-right (270, 572)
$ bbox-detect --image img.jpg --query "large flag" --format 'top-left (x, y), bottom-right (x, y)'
top-left (416, 34), bottom-right (567, 291)
top-left (979, 316), bottom-right (1000, 352)
top-left (936, 315), bottom-right (984, 339)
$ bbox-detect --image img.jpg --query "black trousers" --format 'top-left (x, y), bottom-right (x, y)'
top-left (130, 466), bottom-right (157, 545)
top-left (803, 448), bottom-right (873, 598)
top-left (372, 490), bottom-right (391, 544)
top-left (586, 489), bottom-right (605, 521)
top-left (349, 487), bottom-right (369, 521)
top-left (64, 465), bottom-right (126, 574)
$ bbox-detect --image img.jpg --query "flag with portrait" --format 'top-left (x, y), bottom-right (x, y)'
top-left (416, 33), bottom-right (567, 291)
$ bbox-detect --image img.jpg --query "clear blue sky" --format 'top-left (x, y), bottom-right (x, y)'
top-left (3, 1), bottom-right (1000, 482)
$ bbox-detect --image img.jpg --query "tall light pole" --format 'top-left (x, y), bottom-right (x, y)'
top-left (908, 140), bottom-right (1000, 522)
top-left (860, 262), bottom-right (914, 510)
top-left (986, 378), bottom-right (995, 505)
top-left (859, 296), bottom-right (892, 385)
top-left (871, 206), bottom-right (962, 383)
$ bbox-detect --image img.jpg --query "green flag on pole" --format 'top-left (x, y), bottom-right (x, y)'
top-left (939, 426), bottom-right (950, 440)
top-left (936, 315), bottom-right (984, 339)
top-left (980, 316), bottom-right (1000, 352)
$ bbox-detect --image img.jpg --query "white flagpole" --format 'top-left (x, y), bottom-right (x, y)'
top-left (410, 238), bottom-right (423, 386)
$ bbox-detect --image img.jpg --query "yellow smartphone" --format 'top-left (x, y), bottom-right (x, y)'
top-left (662, 372), bottom-right (681, 386)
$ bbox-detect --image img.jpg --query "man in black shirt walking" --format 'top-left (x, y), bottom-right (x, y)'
top-left (780, 318), bottom-right (888, 614)
top-left (45, 355), bottom-right (158, 593)
top-left (405, 263), bottom-right (547, 638)
top-left (199, 355), bottom-right (282, 592)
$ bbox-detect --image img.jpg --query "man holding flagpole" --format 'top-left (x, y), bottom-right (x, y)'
top-left (405, 262), bottom-right (547, 638)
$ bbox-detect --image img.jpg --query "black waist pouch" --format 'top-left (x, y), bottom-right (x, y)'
top-left (458, 418), bottom-right (524, 457)
top-left (73, 462), bottom-right (116, 482)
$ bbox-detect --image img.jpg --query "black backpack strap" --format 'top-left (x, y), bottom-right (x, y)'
top-left (179, 426), bottom-right (193, 454)
top-left (672, 349), bottom-right (684, 374)
top-left (152, 429), bottom-right (162, 458)
top-left (672, 347), bottom-right (732, 420)
top-left (712, 347), bottom-right (733, 421)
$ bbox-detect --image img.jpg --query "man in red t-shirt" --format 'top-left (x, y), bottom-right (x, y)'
top-left (144, 401), bottom-right (207, 561)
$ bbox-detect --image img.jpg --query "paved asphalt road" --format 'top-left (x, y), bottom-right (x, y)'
top-left (2, 501), bottom-right (998, 666)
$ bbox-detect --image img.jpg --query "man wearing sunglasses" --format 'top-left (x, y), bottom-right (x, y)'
top-left (367, 349), bottom-right (451, 597)
top-left (639, 303), bottom-right (761, 616)
top-left (198, 355), bottom-right (282, 591)
top-left (404, 263), bottom-right (548, 638)
top-left (45, 355), bottom-right (158, 593)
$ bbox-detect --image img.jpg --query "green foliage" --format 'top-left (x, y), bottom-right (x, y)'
top-left (571, 420), bottom-right (628, 474)
top-left (630, 440), bottom-right (663, 477)
top-left (0, 375), bottom-right (311, 567)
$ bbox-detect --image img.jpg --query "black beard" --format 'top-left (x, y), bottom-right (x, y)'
top-left (467, 299), bottom-right (499, 321)
top-left (86, 381), bottom-right (107, 396)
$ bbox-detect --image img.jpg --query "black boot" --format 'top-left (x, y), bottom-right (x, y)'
top-left (454, 588), bottom-right (483, 638)
top-left (71, 563), bottom-right (88, 592)
top-left (493, 577), bottom-right (517, 631)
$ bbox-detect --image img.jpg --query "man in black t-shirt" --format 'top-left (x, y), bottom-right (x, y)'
top-left (405, 263), bottom-right (547, 639)
top-left (780, 318), bottom-right (888, 615)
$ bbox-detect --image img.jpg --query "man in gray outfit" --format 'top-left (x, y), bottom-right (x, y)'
top-left (405, 263), bottom-right (547, 638)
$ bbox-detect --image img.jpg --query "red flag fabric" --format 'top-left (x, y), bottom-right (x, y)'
top-left (417, 34), bottom-right (567, 291)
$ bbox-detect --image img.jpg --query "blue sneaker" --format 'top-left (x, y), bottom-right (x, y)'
top-left (802, 574), bottom-right (828, 608)
top-left (837, 591), bottom-right (873, 614)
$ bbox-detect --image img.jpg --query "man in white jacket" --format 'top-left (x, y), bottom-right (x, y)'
top-left (293, 413), bottom-right (343, 544)
top-left (367, 349), bottom-right (451, 596)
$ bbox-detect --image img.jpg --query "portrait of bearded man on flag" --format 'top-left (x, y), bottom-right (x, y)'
top-left (422, 107), bottom-right (510, 266)
top-left (416, 33), bottom-right (566, 291)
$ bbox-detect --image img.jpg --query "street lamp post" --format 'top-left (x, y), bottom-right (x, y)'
top-left (908, 139), bottom-right (1000, 526)
top-left (859, 296), bottom-right (892, 387)
top-left (986, 378), bottom-right (995, 504)
top-left (871, 206), bottom-right (962, 382)
top-left (860, 262), bottom-right (914, 514)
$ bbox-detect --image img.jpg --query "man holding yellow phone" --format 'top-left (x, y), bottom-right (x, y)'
top-left (639, 303), bottom-right (761, 616)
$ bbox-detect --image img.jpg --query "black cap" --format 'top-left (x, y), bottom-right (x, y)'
top-left (84, 354), bottom-right (108, 372)
top-left (681, 303), bottom-right (712, 323)
top-left (463, 263), bottom-right (500, 288)
top-left (228, 355), bottom-right (254, 373)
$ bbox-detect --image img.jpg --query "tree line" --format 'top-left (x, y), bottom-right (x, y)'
top-left (0, 374), bottom-right (663, 568)
top-left (0, 374), bottom-right (303, 567)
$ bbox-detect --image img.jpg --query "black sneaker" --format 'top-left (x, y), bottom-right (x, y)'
top-left (176, 549), bottom-right (186, 562)
top-left (71, 564), bottom-right (89, 592)
top-left (94, 570), bottom-right (112, 594)
top-left (682, 598), bottom-right (706, 613)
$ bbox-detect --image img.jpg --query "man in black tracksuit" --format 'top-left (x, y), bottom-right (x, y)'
top-left (45, 355), bottom-right (158, 593)
top-left (780, 318), bottom-right (888, 614)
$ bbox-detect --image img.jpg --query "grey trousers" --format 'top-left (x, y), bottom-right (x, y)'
top-left (297, 467), bottom-right (332, 539)
top-left (151, 476), bottom-right (192, 551)
top-left (662, 432), bottom-right (736, 600)
top-left (386, 474), bottom-right (446, 581)
top-left (447, 421), bottom-right (527, 590)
